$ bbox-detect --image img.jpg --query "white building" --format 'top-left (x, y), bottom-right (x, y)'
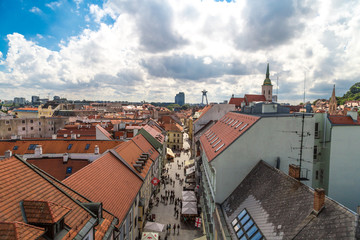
top-left (199, 104), bottom-right (315, 239)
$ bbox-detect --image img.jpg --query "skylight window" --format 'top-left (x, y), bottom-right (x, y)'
top-left (212, 140), bottom-right (221, 148)
top-left (232, 209), bottom-right (263, 240)
top-left (215, 143), bottom-right (225, 152)
top-left (228, 119), bottom-right (234, 125)
top-left (206, 130), bottom-right (212, 137)
top-left (28, 144), bottom-right (37, 150)
top-left (211, 137), bottom-right (219, 144)
top-left (231, 120), bottom-right (238, 127)
top-left (85, 144), bottom-right (90, 150)
top-left (226, 118), bottom-right (232, 124)
top-left (207, 132), bottom-right (215, 139)
top-left (209, 134), bottom-right (216, 141)
top-left (235, 122), bottom-right (243, 129)
top-left (205, 129), bottom-right (211, 135)
top-left (13, 146), bottom-right (18, 150)
top-left (239, 124), bottom-right (248, 131)
top-left (67, 144), bottom-right (73, 150)
top-left (223, 117), bottom-right (228, 123)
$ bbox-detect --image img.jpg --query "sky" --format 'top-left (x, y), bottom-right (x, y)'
top-left (0, 0), bottom-right (359, 104)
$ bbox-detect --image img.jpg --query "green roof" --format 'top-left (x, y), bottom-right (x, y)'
top-left (137, 129), bottom-right (162, 150)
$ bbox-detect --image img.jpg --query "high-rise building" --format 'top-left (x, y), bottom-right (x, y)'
top-left (31, 96), bottom-right (40, 104)
top-left (175, 92), bottom-right (185, 106)
top-left (14, 97), bottom-right (26, 105)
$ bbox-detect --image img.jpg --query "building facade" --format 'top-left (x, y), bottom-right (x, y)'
top-left (175, 92), bottom-right (185, 106)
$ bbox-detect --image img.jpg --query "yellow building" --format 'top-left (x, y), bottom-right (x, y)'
top-left (164, 122), bottom-right (183, 150)
top-left (12, 108), bottom-right (38, 118)
top-left (38, 103), bottom-right (61, 118)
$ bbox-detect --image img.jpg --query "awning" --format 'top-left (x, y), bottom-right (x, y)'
top-left (193, 236), bottom-right (207, 240)
top-left (181, 207), bottom-right (198, 215)
top-left (182, 191), bottom-right (195, 198)
top-left (141, 232), bottom-right (159, 240)
top-left (166, 148), bottom-right (175, 158)
top-left (186, 166), bottom-right (196, 175)
top-left (183, 201), bottom-right (197, 208)
top-left (182, 195), bottom-right (196, 202)
top-left (185, 159), bottom-right (195, 167)
top-left (143, 222), bottom-right (165, 232)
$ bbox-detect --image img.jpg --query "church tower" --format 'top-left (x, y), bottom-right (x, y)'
top-left (329, 85), bottom-right (337, 115)
top-left (262, 63), bottom-right (273, 101)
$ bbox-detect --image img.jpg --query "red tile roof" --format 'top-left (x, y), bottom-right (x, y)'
top-left (245, 94), bottom-right (267, 103)
top-left (328, 115), bottom-right (360, 125)
top-left (0, 156), bottom-right (94, 239)
top-left (114, 139), bottom-right (153, 179)
top-left (0, 140), bottom-right (123, 156)
top-left (0, 221), bottom-right (45, 240)
top-left (132, 134), bottom-right (159, 161)
top-left (23, 200), bottom-right (71, 224)
top-left (143, 125), bottom-right (165, 144)
top-left (27, 158), bottom-right (90, 181)
top-left (63, 152), bottom-right (142, 227)
top-left (229, 98), bottom-right (245, 107)
top-left (163, 123), bottom-right (183, 132)
top-left (200, 112), bottom-right (260, 162)
top-left (96, 124), bottom-right (113, 140)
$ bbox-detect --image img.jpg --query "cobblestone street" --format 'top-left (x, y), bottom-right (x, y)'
top-left (148, 132), bottom-right (203, 240)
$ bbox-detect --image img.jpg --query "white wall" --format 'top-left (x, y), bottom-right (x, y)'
top-left (328, 126), bottom-right (360, 211)
top-left (194, 104), bottom-right (235, 133)
top-left (212, 115), bottom-right (315, 203)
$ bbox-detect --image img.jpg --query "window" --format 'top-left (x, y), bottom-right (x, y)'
top-left (213, 140), bottom-right (221, 148)
top-left (313, 145), bottom-right (318, 160)
top-left (8, 128), bottom-right (11, 131)
top-left (174, 133), bottom-right (176, 137)
top-left (315, 170), bottom-right (319, 180)
top-left (235, 122), bottom-right (243, 129)
top-left (5, 121), bottom-right (9, 124)
top-left (67, 144), bottom-right (73, 150)
top-left (28, 144), bottom-right (37, 150)
top-left (85, 144), bottom-right (90, 150)
top-left (231, 120), bottom-right (238, 127)
top-left (268, 90), bottom-right (270, 95)
top-left (177, 134), bottom-right (180, 137)
top-left (263, 90), bottom-right (265, 95)
top-left (39, 122), bottom-right (41, 125)
top-left (66, 167), bottom-right (72, 174)
top-left (22, 127), bottom-right (25, 131)
top-left (30, 127), bottom-right (33, 130)
top-left (30, 120), bottom-right (33, 123)
top-left (22, 120), bottom-right (25, 124)
top-left (239, 124), bottom-right (248, 131)
top-left (13, 146), bottom-right (18, 150)
top-left (232, 209), bottom-right (263, 240)
top-left (215, 143), bottom-right (225, 152)
top-left (211, 137), bottom-right (219, 144)
top-left (39, 128), bottom-right (41, 131)
top-left (315, 122), bottom-right (319, 138)
top-left (320, 169), bottom-right (324, 184)
top-left (228, 119), bottom-right (234, 125)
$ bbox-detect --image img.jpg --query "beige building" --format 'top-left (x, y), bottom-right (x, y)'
top-left (164, 122), bottom-right (183, 150)
top-left (38, 103), bottom-right (62, 118)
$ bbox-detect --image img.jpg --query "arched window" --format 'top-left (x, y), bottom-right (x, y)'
top-left (263, 90), bottom-right (265, 95)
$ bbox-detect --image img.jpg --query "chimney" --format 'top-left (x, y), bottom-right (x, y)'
top-left (63, 153), bottom-right (69, 163)
top-left (71, 133), bottom-right (77, 139)
top-left (94, 145), bottom-right (99, 155)
top-left (52, 134), bottom-right (57, 139)
top-left (314, 188), bottom-right (325, 212)
top-left (5, 150), bottom-right (12, 158)
top-left (347, 110), bottom-right (358, 122)
top-left (289, 164), bottom-right (300, 179)
top-left (34, 145), bottom-right (43, 157)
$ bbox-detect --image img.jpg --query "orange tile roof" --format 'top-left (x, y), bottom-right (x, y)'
top-left (163, 122), bottom-right (183, 132)
top-left (132, 134), bottom-right (159, 161)
top-left (143, 125), bottom-right (164, 144)
top-left (0, 156), bottom-right (95, 239)
top-left (200, 112), bottom-right (260, 162)
top-left (328, 115), bottom-right (360, 125)
top-left (114, 139), bottom-right (152, 179)
top-left (0, 221), bottom-right (45, 240)
top-left (229, 97), bottom-right (245, 107)
top-left (23, 200), bottom-right (71, 224)
top-left (0, 140), bottom-right (123, 156)
top-left (35, 167), bottom-right (118, 240)
top-left (63, 152), bottom-right (142, 227)
top-left (245, 94), bottom-right (267, 103)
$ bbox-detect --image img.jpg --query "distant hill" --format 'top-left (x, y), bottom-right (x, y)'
top-left (337, 82), bottom-right (360, 105)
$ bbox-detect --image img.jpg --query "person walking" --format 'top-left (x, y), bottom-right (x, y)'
top-left (173, 223), bottom-right (176, 235)
top-left (177, 224), bottom-right (180, 235)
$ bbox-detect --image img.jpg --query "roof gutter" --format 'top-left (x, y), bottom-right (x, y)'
top-left (103, 217), bottom-right (119, 240)
top-left (74, 217), bottom-right (97, 240)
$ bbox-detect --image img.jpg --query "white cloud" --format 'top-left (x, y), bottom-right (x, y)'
top-left (46, 1), bottom-right (62, 10)
top-left (1, 0), bottom-right (360, 104)
top-left (29, 6), bottom-right (42, 14)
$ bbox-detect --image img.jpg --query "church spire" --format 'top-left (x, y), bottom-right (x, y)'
top-left (263, 63), bottom-right (272, 86)
top-left (329, 84), bottom-right (337, 115)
